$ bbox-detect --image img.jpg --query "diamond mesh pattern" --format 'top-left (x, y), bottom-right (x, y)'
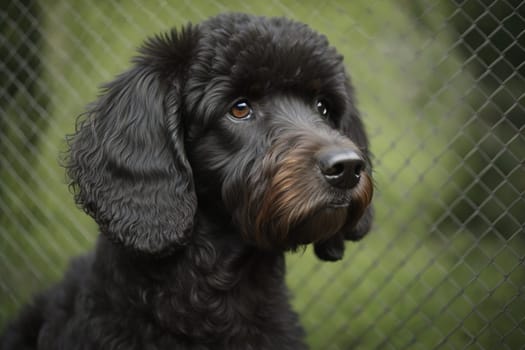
top-left (1, 1), bottom-right (523, 348)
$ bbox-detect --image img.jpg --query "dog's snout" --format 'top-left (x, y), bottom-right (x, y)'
top-left (318, 149), bottom-right (364, 189)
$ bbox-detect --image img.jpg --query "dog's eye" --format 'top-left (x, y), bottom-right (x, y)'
top-left (229, 100), bottom-right (253, 120)
top-left (316, 100), bottom-right (329, 118)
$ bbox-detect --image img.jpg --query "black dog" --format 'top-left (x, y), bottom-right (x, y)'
top-left (0, 13), bottom-right (373, 350)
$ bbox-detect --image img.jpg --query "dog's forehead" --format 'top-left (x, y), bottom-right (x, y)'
top-left (197, 14), bottom-right (346, 93)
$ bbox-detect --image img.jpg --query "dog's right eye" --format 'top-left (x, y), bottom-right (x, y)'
top-left (316, 100), bottom-right (330, 119)
top-left (229, 100), bottom-right (253, 120)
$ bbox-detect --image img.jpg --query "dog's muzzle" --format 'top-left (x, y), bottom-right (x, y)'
top-left (235, 96), bottom-right (373, 250)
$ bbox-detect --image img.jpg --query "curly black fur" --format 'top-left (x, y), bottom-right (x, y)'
top-left (0, 13), bottom-right (373, 350)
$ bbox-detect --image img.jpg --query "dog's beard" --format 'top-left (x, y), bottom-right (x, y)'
top-left (238, 142), bottom-right (372, 251)
top-left (290, 206), bottom-right (348, 245)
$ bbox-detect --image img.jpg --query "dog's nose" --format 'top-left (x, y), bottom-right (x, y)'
top-left (318, 149), bottom-right (364, 189)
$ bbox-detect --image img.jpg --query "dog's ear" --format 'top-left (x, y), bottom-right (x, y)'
top-left (67, 27), bottom-right (199, 255)
top-left (314, 80), bottom-right (374, 261)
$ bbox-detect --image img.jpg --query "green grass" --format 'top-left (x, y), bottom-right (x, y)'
top-left (1, 1), bottom-right (523, 348)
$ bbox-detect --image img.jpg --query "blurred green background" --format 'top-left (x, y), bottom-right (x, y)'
top-left (1, 0), bottom-right (524, 348)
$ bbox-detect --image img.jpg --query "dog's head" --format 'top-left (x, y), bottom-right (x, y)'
top-left (67, 13), bottom-right (373, 260)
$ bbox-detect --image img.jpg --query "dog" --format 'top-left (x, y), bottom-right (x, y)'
top-left (0, 13), bottom-right (373, 350)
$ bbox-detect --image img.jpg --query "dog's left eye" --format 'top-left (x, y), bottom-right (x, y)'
top-left (229, 100), bottom-right (253, 120)
top-left (316, 100), bottom-right (329, 118)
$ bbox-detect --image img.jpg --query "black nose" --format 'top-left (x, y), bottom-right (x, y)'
top-left (318, 149), bottom-right (364, 189)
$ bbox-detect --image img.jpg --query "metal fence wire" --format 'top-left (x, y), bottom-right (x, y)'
top-left (1, 0), bottom-right (524, 349)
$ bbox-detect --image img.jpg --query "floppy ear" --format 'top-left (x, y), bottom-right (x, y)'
top-left (67, 27), bottom-right (199, 255)
top-left (314, 79), bottom-right (374, 261)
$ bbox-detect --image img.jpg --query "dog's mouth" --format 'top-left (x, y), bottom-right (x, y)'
top-left (327, 192), bottom-right (353, 208)
top-left (290, 205), bottom-right (349, 245)
top-left (287, 185), bottom-right (371, 246)
top-left (319, 186), bottom-right (354, 209)
top-left (328, 202), bottom-right (350, 208)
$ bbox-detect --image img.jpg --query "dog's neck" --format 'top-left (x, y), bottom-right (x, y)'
top-left (90, 215), bottom-right (293, 340)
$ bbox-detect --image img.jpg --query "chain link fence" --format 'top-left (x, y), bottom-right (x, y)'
top-left (1, 0), bottom-right (524, 349)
